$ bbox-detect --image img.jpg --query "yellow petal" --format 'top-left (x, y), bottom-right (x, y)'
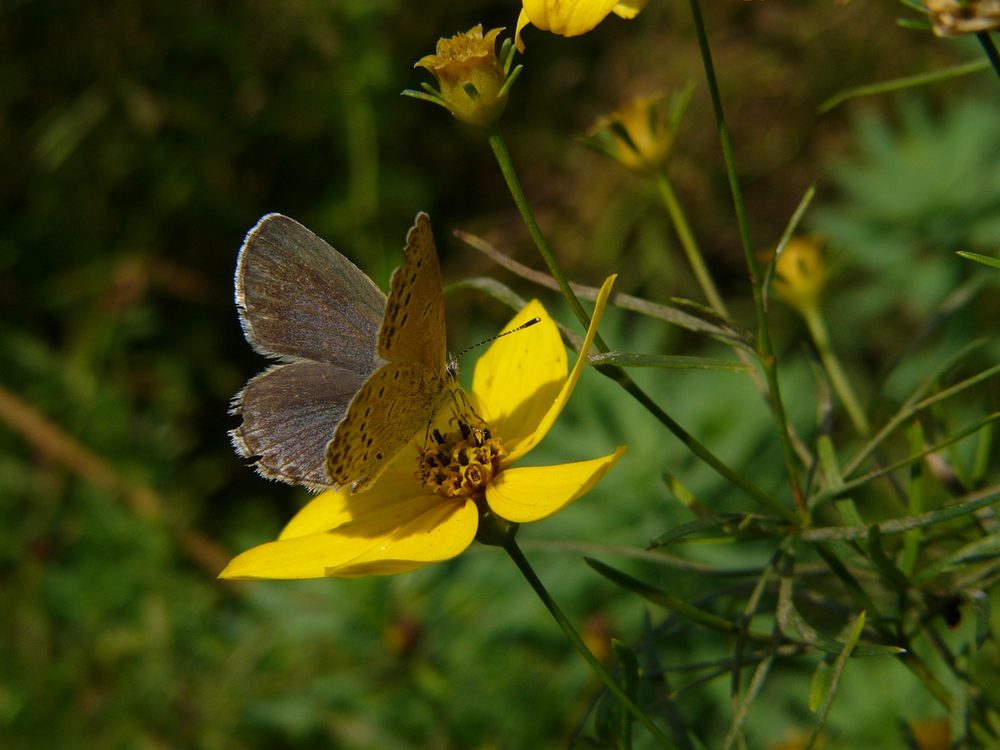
top-left (521, 0), bottom-right (620, 36)
top-left (278, 460), bottom-right (420, 540)
top-left (219, 495), bottom-right (477, 580)
top-left (504, 275), bottom-right (616, 463)
top-left (472, 300), bottom-right (566, 448)
top-left (612, 0), bottom-right (648, 20)
top-left (486, 446), bottom-right (627, 523)
top-left (515, 9), bottom-right (531, 52)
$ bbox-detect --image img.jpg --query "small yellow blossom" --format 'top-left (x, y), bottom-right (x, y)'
top-left (407, 25), bottom-right (518, 128)
top-left (516, 0), bottom-right (648, 51)
top-left (924, 0), bottom-right (1000, 37)
top-left (772, 236), bottom-right (826, 315)
top-left (589, 94), bottom-right (676, 174)
top-left (220, 277), bottom-right (624, 580)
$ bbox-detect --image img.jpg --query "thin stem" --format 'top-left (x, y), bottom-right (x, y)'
top-left (654, 172), bottom-right (729, 317)
top-left (976, 32), bottom-right (1000, 82)
top-left (503, 538), bottom-right (677, 749)
top-left (686, 0), bottom-right (804, 512)
top-left (802, 306), bottom-right (870, 435)
top-left (598, 364), bottom-right (798, 522)
top-left (488, 124), bottom-right (789, 518)
top-left (488, 125), bottom-right (598, 339)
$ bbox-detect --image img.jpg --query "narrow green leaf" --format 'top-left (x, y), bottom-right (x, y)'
top-left (808, 661), bottom-right (831, 713)
top-left (867, 525), bottom-right (910, 588)
top-left (587, 351), bottom-right (751, 372)
top-left (900, 422), bottom-right (925, 578)
top-left (957, 250), bottom-right (1000, 270)
top-left (805, 612), bottom-right (867, 750)
top-left (818, 59), bottom-right (990, 113)
top-left (761, 183), bottom-right (816, 309)
top-left (971, 590), bottom-right (991, 649)
top-left (586, 558), bottom-right (742, 634)
top-left (648, 517), bottom-right (734, 548)
top-left (802, 483), bottom-right (1000, 542)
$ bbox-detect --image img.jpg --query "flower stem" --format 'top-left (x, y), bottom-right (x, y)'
top-left (686, 0), bottom-right (805, 512)
top-left (503, 538), bottom-right (677, 748)
top-left (487, 125), bottom-right (789, 519)
top-left (654, 172), bottom-right (729, 318)
top-left (802, 306), bottom-right (870, 435)
top-left (488, 125), bottom-right (601, 340)
top-left (976, 32), bottom-right (1000, 82)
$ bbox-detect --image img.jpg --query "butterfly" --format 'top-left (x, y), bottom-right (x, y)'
top-left (231, 212), bottom-right (455, 493)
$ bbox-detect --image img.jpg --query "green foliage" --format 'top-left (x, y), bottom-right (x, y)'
top-left (4, 1), bottom-right (1000, 748)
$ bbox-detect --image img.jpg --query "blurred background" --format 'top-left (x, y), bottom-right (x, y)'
top-left (3, 0), bottom-right (999, 747)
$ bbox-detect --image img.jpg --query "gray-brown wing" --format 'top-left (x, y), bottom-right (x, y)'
top-left (236, 213), bottom-right (386, 368)
top-left (231, 360), bottom-right (371, 490)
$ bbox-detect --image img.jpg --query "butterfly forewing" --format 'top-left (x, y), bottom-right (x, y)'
top-left (378, 213), bottom-right (448, 372)
top-left (324, 212), bottom-right (454, 493)
top-left (236, 214), bottom-right (386, 367)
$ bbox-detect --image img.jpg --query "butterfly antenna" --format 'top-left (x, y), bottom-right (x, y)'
top-left (455, 317), bottom-right (541, 361)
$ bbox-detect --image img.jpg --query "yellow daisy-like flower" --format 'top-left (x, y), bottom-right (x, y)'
top-left (772, 236), bottom-right (826, 316)
top-left (515, 0), bottom-right (649, 51)
top-left (220, 277), bottom-right (624, 580)
top-left (408, 25), bottom-right (518, 129)
top-left (589, 93), bottom-right (675, 174)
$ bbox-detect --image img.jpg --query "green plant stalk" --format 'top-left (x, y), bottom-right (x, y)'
top-left (686, 0), bottom-right (804, 511)
top-left (977, 32), bottom-right (1000, 82)
top-left (802, 306), bottom-right (870, 435)
top-left (654, 172), bottom-right (729, 317)
top-left (488, 125), bottom-right (599, 339)
top-left (503, 538), bottom-right (677, 749)
top-left (487, 125), bottom-right (792, 520)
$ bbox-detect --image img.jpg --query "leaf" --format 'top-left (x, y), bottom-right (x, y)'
top-left (804, 612), bottom-right (867, 750)
top-left (818, 59), bottom-right (991, 113)
top-left (587, 351), bottom-right (751, 372)
top-left (957, 250), bottom-right (1000, 270)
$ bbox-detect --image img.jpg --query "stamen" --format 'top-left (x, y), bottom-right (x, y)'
top-left (418, 417), bottom-right (506, 499)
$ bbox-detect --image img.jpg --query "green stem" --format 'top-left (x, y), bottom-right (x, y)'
top-left (598, 364), bottom-right (797, 523)
top-left (503, 538), bottom-right (677, 748)
top-left (686, 0), bottom-right (804, 512)
top-left (487, 125), bottom-right (789, 518)
top-left (803, 306), bottom-right (870, 435)
top-left (976, 32), bottom-right (1000, 82)
top-left (488, 125), bottom-right (599, 340)
top-left (654, 172), bottom-right (729, 318)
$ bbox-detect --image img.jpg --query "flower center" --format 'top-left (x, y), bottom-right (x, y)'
top-left (418, 419), bottom-right (506, 500)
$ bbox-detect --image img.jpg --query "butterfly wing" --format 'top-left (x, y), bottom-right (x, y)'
top-left (236, 214), bottom-right (386, 367)
top-left (324, 212), bottom-right (453, 492)
top-left (378, 212), bottom-right (448, 372)
top-left (233, 214), bottom-right (387, 489)
top-left (231, 361), bottom-right (370, 489)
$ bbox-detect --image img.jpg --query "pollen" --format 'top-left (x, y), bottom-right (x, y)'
top-left (418, 419), bottom-right (506, 499)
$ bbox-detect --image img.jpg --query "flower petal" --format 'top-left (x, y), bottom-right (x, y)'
top-left (515, 10), bottom-right (531, 52)
top-left (219, 495), bottom-right (478, 580)
top-left (521, 0), bottom-right (620, 36)
top-left (612, 0), bottom-right (648, 20)
top-left (486, 446), bottom-right (627, 523)
top-left (504, 275), bottom-right (616, 463)
top-left (472, 299), bottom-right (566, 448)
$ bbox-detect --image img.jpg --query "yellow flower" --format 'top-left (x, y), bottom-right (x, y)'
top-left (589, 93), bottom-right (676, 174)
top-left (772, 236), bottom-right (826, 315)
top-left (924, 0), bottom-right (1000, 37)
top-left (407, 25), bottom-right (519, 128)
top-left (220, 277), bottom-right (625, 580)
top-left (516, 0), bottom-right (648, 51)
